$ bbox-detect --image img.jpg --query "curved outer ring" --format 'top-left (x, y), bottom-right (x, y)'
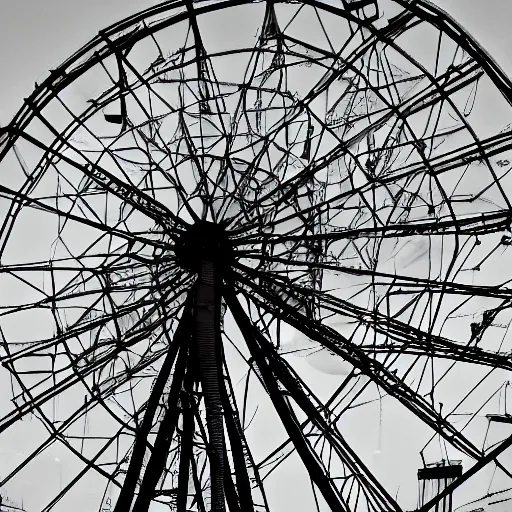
top-left (1, 0), bottom-right (511, 160)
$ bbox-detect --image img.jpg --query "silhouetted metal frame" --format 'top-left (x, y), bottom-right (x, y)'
top-left (2, 0), bottom-right (512, 511)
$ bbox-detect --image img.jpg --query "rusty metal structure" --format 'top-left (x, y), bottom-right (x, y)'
top-left (2, 0), bottom-right (512, 511)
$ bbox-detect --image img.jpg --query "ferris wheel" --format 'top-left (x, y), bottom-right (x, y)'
top-left (2, 0), bottom-right (512, 511)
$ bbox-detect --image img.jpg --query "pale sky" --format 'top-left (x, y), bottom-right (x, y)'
top-left (2, 1), bottom-right (512, 512)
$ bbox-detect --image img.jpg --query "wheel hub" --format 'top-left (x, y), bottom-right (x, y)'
top-left (175, 221), bottom-right (233, 272)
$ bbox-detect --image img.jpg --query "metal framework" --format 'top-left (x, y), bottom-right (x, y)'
top-left (2, 0), bottom-right (512, 511)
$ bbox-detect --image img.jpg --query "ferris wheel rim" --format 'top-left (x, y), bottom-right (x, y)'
top-left (2, 0), bottom-right (512, 160)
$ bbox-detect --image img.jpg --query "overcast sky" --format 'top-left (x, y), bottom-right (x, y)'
top-left (2, 1), bottom-right (512, 511)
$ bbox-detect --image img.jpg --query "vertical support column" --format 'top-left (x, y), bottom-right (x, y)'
top-left (194, 258), bottom-right (225, 512)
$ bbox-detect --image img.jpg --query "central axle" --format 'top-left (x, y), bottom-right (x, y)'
top-left (175, 220), bottom-right (233, 273)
